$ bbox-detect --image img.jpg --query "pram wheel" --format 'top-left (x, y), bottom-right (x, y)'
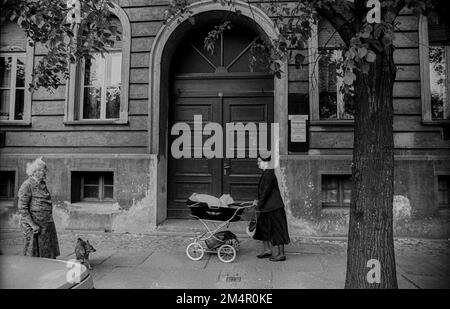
top-left (217, 244), bottom-right (236, 263)
top-left (186, 242), bottom-right (204, 261)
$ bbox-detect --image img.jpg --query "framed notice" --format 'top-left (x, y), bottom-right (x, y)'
top-left (288, 94), bottom-right (309, 153)
top-left (289, 115), bottom-right (308, 143)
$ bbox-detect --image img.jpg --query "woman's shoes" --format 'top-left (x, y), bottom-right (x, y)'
top-left (269, 255), bottom-right (286, 262)
top-left (256, 252), bottom-right (272, 259)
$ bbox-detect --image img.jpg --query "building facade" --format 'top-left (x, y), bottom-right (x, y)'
top-left (0, 0), bottom-right (449, 237)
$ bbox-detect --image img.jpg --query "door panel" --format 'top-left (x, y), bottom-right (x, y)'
top-left (167, 95), bottom-right (221, 218)
top-left (222, 96), bottom-right (274, 219)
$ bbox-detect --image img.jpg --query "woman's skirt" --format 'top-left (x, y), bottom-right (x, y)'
top-left (253, 207), bottom-right (290, 246)
top-left (21, 220), bottom-right (60, 259)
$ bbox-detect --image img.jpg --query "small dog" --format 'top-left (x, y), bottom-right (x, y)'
top-left (75, 238), bottom-right (96, 270)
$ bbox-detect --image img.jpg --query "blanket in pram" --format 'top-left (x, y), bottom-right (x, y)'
top-left (187, 193), bottom-right (244, 222)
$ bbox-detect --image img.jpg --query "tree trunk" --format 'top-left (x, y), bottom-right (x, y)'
top-left (345, 45), bottom-right (398, 289)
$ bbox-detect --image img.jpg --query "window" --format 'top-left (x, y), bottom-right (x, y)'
top-left (0, 55), bottom-right (26, 120)
top-left (438, 175), bottom-right (450, 209)
top-left (419, 15), bottom-right (450, 123)
top-left (309, 18), bottom-right (355, 122)
top-left (71, 171), bottom-right (114, 203)
top-left (429, 24), bottom-right (450, 120)
top-left (321, 175), bottom-right (352, 208)
top-left (0, 22), bottom-right (33, 125)
top-left (81, 51), bottom-right (122, 119)
top-left (65, 4), bottom-right (130, 124)
top-left (0, 171), bottom-right (15, 202)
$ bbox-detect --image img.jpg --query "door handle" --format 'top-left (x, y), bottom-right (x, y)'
top-left (223, 164), bottom-right (231, 176)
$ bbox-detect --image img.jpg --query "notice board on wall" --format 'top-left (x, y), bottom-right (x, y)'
top-left (288, 93), bottom-right (309, 153)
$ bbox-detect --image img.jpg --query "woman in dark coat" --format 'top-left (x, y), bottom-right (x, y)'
top-left (18, 158), bottom-right (60, 259)
top-left (253, 155), bottom-right (290, 261)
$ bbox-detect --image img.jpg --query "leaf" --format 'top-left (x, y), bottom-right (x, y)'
top-left (382, 35), bottom-right (393, 46)
top-left (385, 11), bottom-right (397, 23)
top-left (343, 70), bottom-right (357, 85)
top-left (294, 53), bottom-right (305, 69)
top-left (366, 50), bottom-right (376, 63)
top-left (358, 47), bottom-right (368, 58)
top-left (63, 35), bottom-right (71, 45)
top-left (361, 62), bottom-right (371, 74)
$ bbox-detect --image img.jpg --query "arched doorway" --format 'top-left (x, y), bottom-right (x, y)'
top-left (149, 0), bottom-right (288, 225)
top-left (167, 21), bottom-right (274, 218)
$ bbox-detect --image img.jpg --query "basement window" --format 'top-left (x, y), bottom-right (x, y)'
top-left (438, 175), bottom-right (450, 209)
top-left (71, 171), bottom-right (114, 203)
top-left (321, 175), bottom-right (351, 208)
top-left (0, 171), bottom-right (15, 206)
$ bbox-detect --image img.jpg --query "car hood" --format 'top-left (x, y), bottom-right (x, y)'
top-left (0, 255), bottom-right (89, 289)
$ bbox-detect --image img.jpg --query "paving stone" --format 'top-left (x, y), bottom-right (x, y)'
top-left (215, 269), bottom-right (272, 289)
top-left (396, 255), bottom-right (444, 277)
top-left (101, 250), bottom-right (153, 267)
top-left (87, 250), bottom-right (117, 267)
top-left (139, 249), bottom-right (209, 270)
top-left (286, 243), bottom-right (325, 254)
top-left (316, 254), bottom-right (347, 272)
top-left (152, 269), bottom-right (220, 289)
top-left (398, 274), bottom-right (450, 289)
top-left (272, 269), bottom-right (344, 289)
top-left (95, 267), bottom-right (166, 289)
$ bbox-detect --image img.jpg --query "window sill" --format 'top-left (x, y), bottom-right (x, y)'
top-left (421, 120), bottom-right (450, 126)
top-left (309, 120), bottom-right (354, 126)
top-left (0, 120), bottom-right (31, 126)
top-left (321, 206), bottom-right (350, 213)
top-left (64, 119), bottom-right (128, 125)
top-left (69, 202), bottom-right (121, 214)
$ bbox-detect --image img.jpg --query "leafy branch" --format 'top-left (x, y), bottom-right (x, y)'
top-left (1, 0), bottom-right (121, 90)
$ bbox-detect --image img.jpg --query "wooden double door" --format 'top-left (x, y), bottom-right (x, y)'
top-left (167, 74), bottom-right (274, 218)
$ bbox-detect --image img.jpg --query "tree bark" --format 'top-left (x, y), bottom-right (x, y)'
top-left (345, 45), bottom-right (398, 289)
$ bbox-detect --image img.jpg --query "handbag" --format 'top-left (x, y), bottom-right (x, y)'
top-left (246, 210), bottom-right (257, 238)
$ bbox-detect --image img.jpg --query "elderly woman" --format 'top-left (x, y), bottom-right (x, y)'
top-left (18, 158), bottom-right (60, 258)
top-left (253, 155), bottom-right (290, 262)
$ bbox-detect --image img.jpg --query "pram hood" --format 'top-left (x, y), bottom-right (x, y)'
top-left (188, 193), bottom-right (235, 208)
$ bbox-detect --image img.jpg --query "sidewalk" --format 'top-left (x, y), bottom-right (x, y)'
top-left (0, 224), bottom-right (449, 289)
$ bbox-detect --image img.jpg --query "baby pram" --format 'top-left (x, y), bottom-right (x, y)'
top-left (185, 194), bottom-right (254, 263)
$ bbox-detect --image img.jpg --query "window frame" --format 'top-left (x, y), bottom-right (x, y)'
top-left (0, 38), bottom-right (34, 126)
top-left (435, 173), bottom-right (450, 210)
top-left (319, 172), bottom-right (352, 210)
top-left (70, 169), bottom-right (117, 204)
top-left (0, 169), bottom-right (17, 207)
top-left (308, 22), bottom-right (354, 125)
top-left (65, 3), bottom-right (130, 125)
top-left (419, 15), bottom-right (450, 125)
top-left (80, 173), bottom-right (114, 202)
top-left (79, 50), bottom-right (122, 120)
